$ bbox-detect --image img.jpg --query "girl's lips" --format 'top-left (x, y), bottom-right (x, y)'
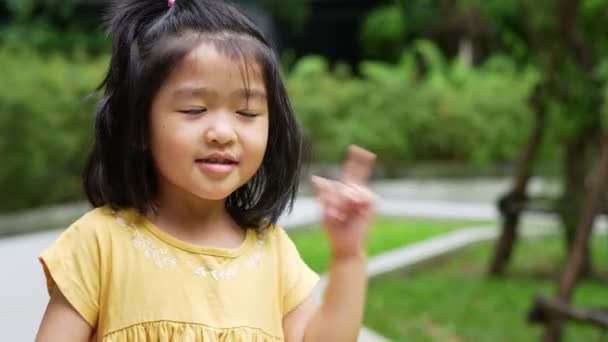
top-left (196, 160), bottom-right (238, 177)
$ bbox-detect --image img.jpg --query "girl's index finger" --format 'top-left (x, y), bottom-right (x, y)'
top-left (340, 145), bottom-right (376, 185)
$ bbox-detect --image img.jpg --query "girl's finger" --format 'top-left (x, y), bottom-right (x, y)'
top-left (327, 206), bottom-right (346, 223)
top-left (312, 176), bottom-right (344, 221)
top-left (340, 145), bottom-right (376, 185)
top-left (334, 184), bottom-right (353, 219)
top-left (325, 183), bottom-right (346, 213)
top-left (345, 183), bottom-right (377, 207)
top-left (311, 175), bottom-right (331, 195)
top-left (333, 185), bottom-right (358, 217)
top-left (311, 175), bottom-right (333, 206)
top-left (328, 183), bottom-right (362, 224)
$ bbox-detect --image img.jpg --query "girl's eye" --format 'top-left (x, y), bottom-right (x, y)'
top-left (180, 109), bottom-right (207, 115)
top-left (236, 111), bottom-right (260, 118)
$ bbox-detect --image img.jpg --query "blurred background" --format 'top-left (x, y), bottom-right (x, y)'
top-left (1, 0), bottom-right (608, 341)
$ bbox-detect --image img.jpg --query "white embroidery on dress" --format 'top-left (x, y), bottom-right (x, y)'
top-left (116, 213), bottom-right (178, 269)
top-left (114, 210), bottom-right (265, 280)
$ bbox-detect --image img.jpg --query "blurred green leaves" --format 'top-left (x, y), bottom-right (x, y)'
top-left (288, 40), bottom-right (539, 174)
top-left (0, 48), bottom-right (107, 211)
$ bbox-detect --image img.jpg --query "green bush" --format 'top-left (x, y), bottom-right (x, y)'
top-left (0, 48), bottom-right (107, 212)
top-left (1, 23), bottom-right (109, 56)
top-left (288, 40), bottom-right (539, 173)
top-left (2, 0), bottom-right (109, 55)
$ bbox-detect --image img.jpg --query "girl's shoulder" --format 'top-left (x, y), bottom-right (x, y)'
top-left (259, 225), bottom-right (304, 262)
top-left (78, 205), bottom-right (150, 231)
top-left (71, 205), bottom-right (122, 229)
top-left (259, 224), bottom-right (292, 248)
top-left (260, 225), bottom-right (319, 316)
top-left (51, 205), bottom-right (133, 251)
top-left (39, 206), bottom-right (126, 326)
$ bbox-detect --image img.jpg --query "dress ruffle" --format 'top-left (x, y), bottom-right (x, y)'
top-left (102, 321), bottom-right (282, 341)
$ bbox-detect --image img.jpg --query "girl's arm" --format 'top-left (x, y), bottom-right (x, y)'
top-left (284, 253), bottom-right (367, 342)
top-left (36, 286), bottom-right (93, 341)
top-left (284, 146), bottom-right (376, 342)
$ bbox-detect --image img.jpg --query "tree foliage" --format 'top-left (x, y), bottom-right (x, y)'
top-left (0, 49), bottom-right (106, 211)
top-left (288, 41), bottom-right (538, 172)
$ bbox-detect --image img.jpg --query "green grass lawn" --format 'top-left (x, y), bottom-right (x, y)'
top-left (291, 217), bottom-right (488, 273)
top-left (364, 235), bottom-right (608, 342)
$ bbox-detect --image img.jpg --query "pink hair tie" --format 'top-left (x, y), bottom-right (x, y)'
top-left (168, 0), bottom-right (175, 7)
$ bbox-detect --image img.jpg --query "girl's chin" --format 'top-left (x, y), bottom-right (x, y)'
top-left (198, 193), bottom-right (231, 201)
top-left (195, 187), bottom-right (241, 201)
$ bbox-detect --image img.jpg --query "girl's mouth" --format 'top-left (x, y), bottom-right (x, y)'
top-left (199, 158), bottom-right (237, 164)
top-left (196, 158), bottom-right (238, 176)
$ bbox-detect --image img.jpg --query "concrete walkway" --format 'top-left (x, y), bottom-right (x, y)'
top-left (1, 177), bottom-right (518, 236)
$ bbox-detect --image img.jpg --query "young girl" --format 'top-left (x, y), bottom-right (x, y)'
top-left (36, 0), bottom-right (376, 341)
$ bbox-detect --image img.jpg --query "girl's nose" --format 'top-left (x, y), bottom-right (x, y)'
top-left (204, 114), bottom-right (236, 145)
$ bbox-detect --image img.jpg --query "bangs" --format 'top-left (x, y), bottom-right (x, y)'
top-left (143, 32), bottom-right (275, 103)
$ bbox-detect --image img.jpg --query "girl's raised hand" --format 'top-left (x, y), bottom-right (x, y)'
top-left (311, 145), bottom-right (377, 259)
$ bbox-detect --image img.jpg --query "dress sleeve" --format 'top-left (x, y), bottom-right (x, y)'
top-left (39, 221), bottom-right (102, 326)
top-left (276, 227), bottom-right (320, 316)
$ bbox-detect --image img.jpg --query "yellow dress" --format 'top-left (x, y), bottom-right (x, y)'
top-left (39, 206), bottom-right (319, 341)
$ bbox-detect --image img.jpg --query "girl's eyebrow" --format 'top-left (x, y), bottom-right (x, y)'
top-left (233, 88), bottom-right (267, 100)
top-left (171, 86), bottom-right (266, 100)
top-left (171, 86), bottom-right (217, 99)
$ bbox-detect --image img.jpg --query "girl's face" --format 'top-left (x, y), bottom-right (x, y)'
top-left (149, 42), bottom-right (269, 202)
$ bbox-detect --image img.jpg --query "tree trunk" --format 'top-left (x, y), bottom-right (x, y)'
top-left (488, 91), bottom-right (546, 275)
top-left (458, 37), bottom-right (474, 66)
top-left (543, 133), bottom-right (608, 341)
top-left (532, 296), bottom-right (608, 330)
top-left (557, 125), bottom-right (595, 278)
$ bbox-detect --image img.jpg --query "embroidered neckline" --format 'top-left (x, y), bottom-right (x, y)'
top-left (113, 209), bottom-right (265, 280)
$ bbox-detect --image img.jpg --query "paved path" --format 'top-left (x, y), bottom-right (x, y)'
top-left (0, 230), bottom-right (59, 340)
top-left (1, 177), bottom-right (519, 236)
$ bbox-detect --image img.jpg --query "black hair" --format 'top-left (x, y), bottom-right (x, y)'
top-left (83, 0), bottom-right (306, 230)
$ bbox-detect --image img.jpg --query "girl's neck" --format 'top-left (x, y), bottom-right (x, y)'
top-left (145, 184), bottom-right (244, 249)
